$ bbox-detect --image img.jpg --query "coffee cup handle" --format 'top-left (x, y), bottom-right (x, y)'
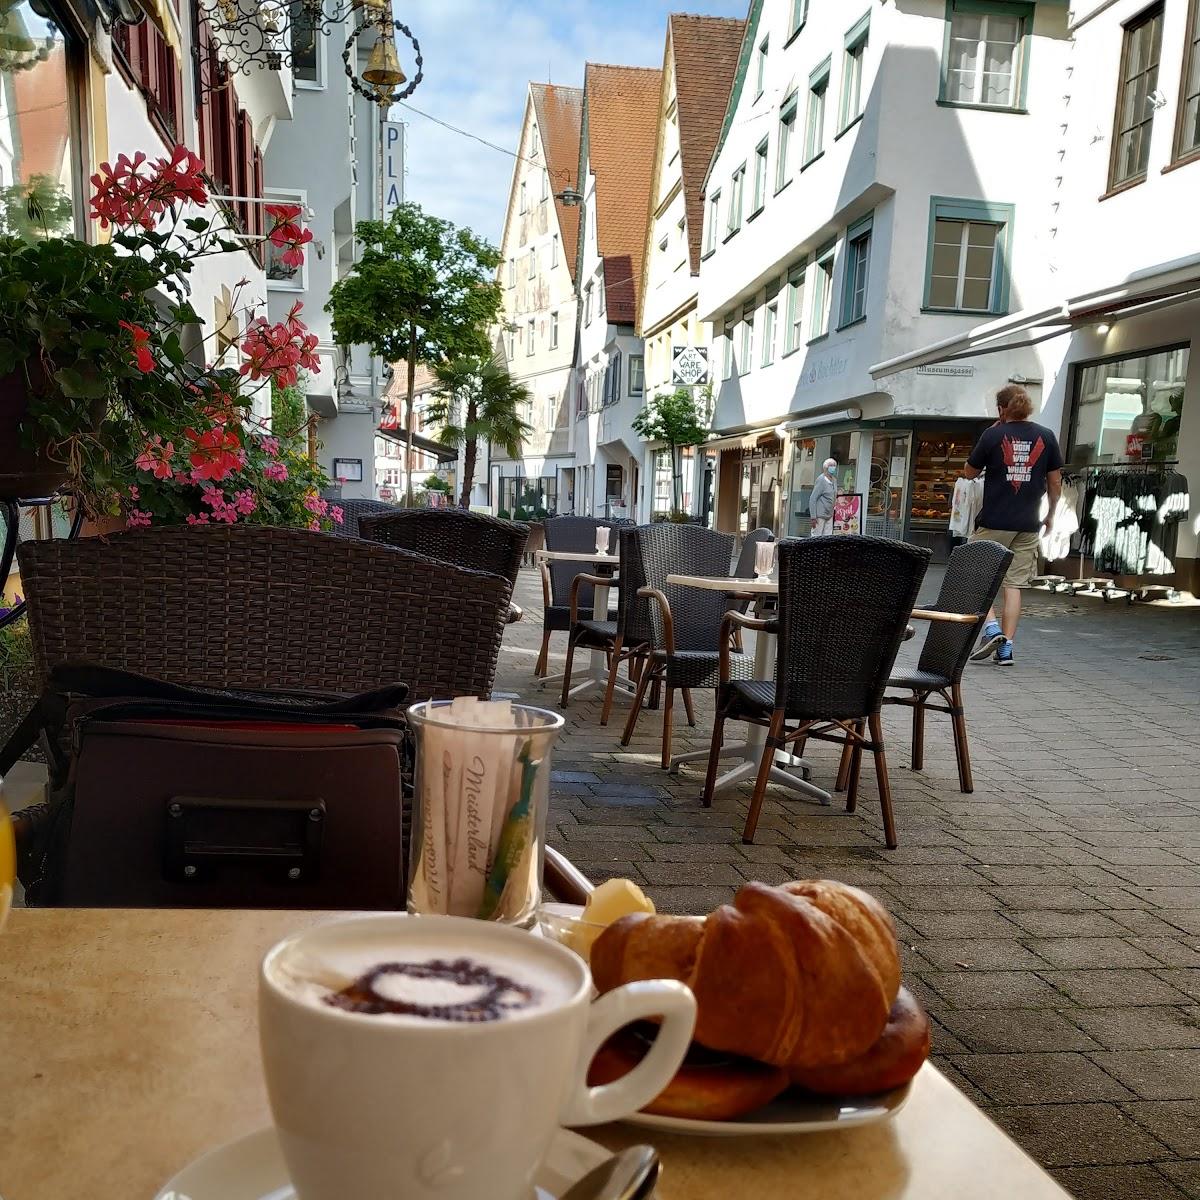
top-left (560, 979), bottom-right (696, 1127)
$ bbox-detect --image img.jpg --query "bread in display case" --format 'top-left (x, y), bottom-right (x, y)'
top-left (909, 434), bottom-right (974, 529)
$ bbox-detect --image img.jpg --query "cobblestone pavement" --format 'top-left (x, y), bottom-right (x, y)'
top-left (497, 567), bottom-right (1200, 1199)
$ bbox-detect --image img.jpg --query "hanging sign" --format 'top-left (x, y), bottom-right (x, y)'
top-left (672, 345), bottom-right (709, 387)
top-left (382, 121), bottom-right (404, 217)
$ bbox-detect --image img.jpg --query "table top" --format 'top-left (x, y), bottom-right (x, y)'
top-left (0, 908), bottom-right (1068, 1200)
top-left (538, 550), bottom-right (620, 564)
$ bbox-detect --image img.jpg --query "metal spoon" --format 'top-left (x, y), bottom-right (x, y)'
top-left (559, 1144), bottom-right (660, 1200)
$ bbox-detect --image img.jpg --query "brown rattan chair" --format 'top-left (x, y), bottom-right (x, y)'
top-left (703, 536), bottom-right (930, 847)
top-left (881, 539), bottom-right (1012, 793)
top-left (17, 525), bottom-right (511, 703)
top-left (328, 498), bottom-right (398, 538)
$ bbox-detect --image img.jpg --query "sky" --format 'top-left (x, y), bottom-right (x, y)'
top-left (385, 0), bottom-right (749, 244)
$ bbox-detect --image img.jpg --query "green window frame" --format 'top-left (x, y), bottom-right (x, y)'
top-left (776, 92), bottom-right (799, 192)
top-left (805, 58), bottom-right (831, 164)
top-left (755, 35), bottom-right (769, 99)
top-left (839, 13), bottom-right (871, 131)
top-left (738, 300), bottom-right (755, 376)
top-left (790, 0), bottom-right (810, 41)
top-left (752, 138), bottom-right (769, 213)
top-left (784, 261), bottom-right (806, 355)
top-left (727, 164), bottom-right (746, 234)
top-left (810, 239), bottom-right (837, 339)
top-left (722, 313), bottom-right (735, 380)
top-left (923, 196), bottom-right (1015, 315)
top-left (839, 214), bottom-right (873, 328)
top-left (939, 0), bottom-right (1034, 112)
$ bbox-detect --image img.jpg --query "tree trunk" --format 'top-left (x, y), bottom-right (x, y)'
top-left (670, 441), bottom-right (682, 513)
top-left (403, 323), bottom-right (418, 506)
top-left (460, 399), bottom-right (478, 508)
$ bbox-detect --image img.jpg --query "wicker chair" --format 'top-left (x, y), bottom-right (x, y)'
top-left (881, 539), bottom-right (1012, 794)
top-left (17, 526), bottom-right (511, 704)
top-left (702, 536), bottom-right (930, 847)
top-left (535, 516), bottom-right (622, 678)
top-left (730, 528), bottom-right (775, 650)
top-left (619, 523), bottom-right (753, 769)
top-left (329, 498), bottom-right (398, 538)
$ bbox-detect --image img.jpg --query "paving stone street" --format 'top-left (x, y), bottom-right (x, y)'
top-left (499, 568), bottom-right (1200, 1200)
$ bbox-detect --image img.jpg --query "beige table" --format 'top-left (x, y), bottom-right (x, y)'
top-left (0, 908), bottom-right (1069, 1200)
top-left (536, 549), bottom-right (623, 702)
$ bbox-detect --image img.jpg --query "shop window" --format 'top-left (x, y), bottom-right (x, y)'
top-left (839, 13), bottom-right (870, 132)
top-left (865, 431), bottom-right (910, 541)
top-left (1070, 347), bottom-right (1188, 465)
top-left (941, 1), bottom-right (1031, 110)
top-left (1176, 0), bottom-right (1200, 161)
top-left (910, 431), bottom-right (979, 531)
top-left (924, 197), bottom-right (1014, 314)
top-left (805, 59), bottom-right (830, 164)
top-left (0, 0), bottom-right (82, 239)
top-left (840, 214), bottom-right (872, 327)
top-left (1109, 4), bottom-right (1164, 190)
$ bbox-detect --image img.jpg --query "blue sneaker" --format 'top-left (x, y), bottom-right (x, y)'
top-left (994, 639), bottom-right (1014, 666)
top-left (970, 620), bottom-right (1005, 661)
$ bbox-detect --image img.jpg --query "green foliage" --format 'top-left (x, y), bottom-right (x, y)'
top-left (420, 474), bottom-right (453, 494)
top-left (632, 388), bottom-right (710, 515)
top-left (271, 377), bottom-right (309, 449)
top-left (426, 355), bottom-right (532, 507)
top-left (0, 176), bottom-right (75, 240)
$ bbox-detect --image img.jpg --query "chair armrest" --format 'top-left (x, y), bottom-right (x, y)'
top-left (569, 572), bottom-right (619, 624)
top-left (909, 608), bottom-right (979, 624)
top-left (718, 610), bottom-right (778, 682)
top-left (538, 560), bottom-right (553, 609)
top-left (506, 603), bottom-right (523, 625)
top-left (636, 586), bottom-right (675, 655)
top-left (544, 845), bottom-right (594, 903)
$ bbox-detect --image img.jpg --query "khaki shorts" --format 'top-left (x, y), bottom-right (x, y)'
top-left (972, 528), bottom-right (1040, 588)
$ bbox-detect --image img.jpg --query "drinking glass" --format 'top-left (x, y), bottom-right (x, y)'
top-left (406, 701), bottom-right (564, 927)
top-left (595, 526), bottom-right (611, 555)
top-left (754, 540), bottom-right (776, 581)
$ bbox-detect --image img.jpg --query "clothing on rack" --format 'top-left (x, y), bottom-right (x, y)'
top-left (1039, 479), bottom-right (1081, 563)
top-left (949, 476), bottom-right (983, 537)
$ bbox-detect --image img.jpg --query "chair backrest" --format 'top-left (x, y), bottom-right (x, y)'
top-left (358, 508), bottom-right (529, 588)
top-left (329, 498), bottom-right (397, 538)
top-left (543, 515), bottom-right (622, 609)
top-left (775, 536), bottom-right (931, 720)
top-left (917, 539), bottom-right (1014, 681)
top-left (614, 526), bottom-right (653, 645)
top-left (735, 527), bottom-right (775, 578)
top-left (17, 526), bottom-right (512, 704)
top-left (625, 523), bottom-right (737, 653)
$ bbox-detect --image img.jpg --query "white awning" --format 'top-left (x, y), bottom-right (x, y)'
top-left (870, 252), bottom-right (1200, 381)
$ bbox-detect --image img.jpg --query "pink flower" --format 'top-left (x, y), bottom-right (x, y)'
top-left (307, 518), bottom-right (321, 531)
top-left (174, 470), bottom-right (192, 484)
top-left (125, 508), bottom-right (152, 529)
top-left (135, 436), bottom-right (174, 479)
top-left (261, 436), bottom-right (281, 458)
top-left (233, 488), bottom-right (257, 515)
top-left (303, 494), bottom-right (328, 516)
top-left (185, 513), bottom-right (210, 525)
top-left (330, 505), bottom-right (344, 525)
top-left (263, 460), bottom-right (289, 482)
top-left (238, 302), bottom-right (320, 389)
top-left (199, 488), bottom-right (224, 508)
top-left (128, 485), bottom-right (139, 500)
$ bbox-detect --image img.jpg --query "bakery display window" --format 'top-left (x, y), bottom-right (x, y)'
top-left (909, 432), bottom-right (976, 531)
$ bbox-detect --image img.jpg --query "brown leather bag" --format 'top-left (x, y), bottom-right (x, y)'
top-left (3, 664), bottom-right (409, 909)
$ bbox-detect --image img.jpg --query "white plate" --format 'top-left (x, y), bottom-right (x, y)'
top-left (153, 1126), bottom-right (619, 1200)
top-left (620, 1078), bottom-right (913, 1138)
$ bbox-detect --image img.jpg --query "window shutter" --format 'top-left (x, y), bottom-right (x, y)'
top-left (237, 109), bottom-right (253, 232)
top-left (197, 20), bottom-right (216, 169)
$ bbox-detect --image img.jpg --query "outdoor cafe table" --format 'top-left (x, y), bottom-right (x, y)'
top-left (0, 906), bottom-right (1070, 1200)
top-left (536, 549), bottom-right (623, 702)
top-left (663, 575), bottom-right (975, 802)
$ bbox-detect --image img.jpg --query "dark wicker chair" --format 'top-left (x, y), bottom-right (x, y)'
top-left (17, 525), bottom-right (511, 704)
top-left (881, 539), bottom-right (1012, 794)
top-left (619, 523), bottom-right (753, 769)
top-left (329, 498), bottom-right (398, 538)
top-left (730, 528), bottom-right (775, 650)
top-left (535, 516), bottom-right (622, 678)
top-left (702, 536), bottom-right (930, 847)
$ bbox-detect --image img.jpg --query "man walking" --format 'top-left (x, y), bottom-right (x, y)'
top-left (808, 458), bottom-right (839, 536)
top-left (964, 385), bottom-right (1063, 665)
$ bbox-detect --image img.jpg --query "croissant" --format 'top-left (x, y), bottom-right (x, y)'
top-left (590, 880), bottom-right (901, 1069)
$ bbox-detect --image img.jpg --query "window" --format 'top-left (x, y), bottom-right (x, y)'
top-left (505, 328), bottom-right (515, 360)
top-left (924, 197), bottom-right (1015, 314)
top-left (584, 283), bottom-right (593, 325)
top-left (599, 280), bottom-right (606, 318)
top-left (265, 189), bottom-right (307, 289)
top-left (526, 320), bottom-right (535, 355)
top-left (550, 311), bottom-right (560, 349)
top-left (290, 0), bottom-right (322, 85)
top-left (762, 296), bottom-right (778, 367)
top-left (704, 189), bottom-right (721, 254)
top-left (790, 0), bottom-right (809, 39)
top-left (541, 169), bottom-right (550, 201)
top-left (630, 355), bottom-right (645, 396)
top-left (755, 36), bottom-right (769, 99)
top-left (1177, 0), bottom-right (1200, 160)
top-left (738, 301), bottom-right (755, 375)
top-left (942, 1), bottom-right (1029, 110)
top-left (727, 165), bottom-right (746, 234)
top-left (659, 233), bottom-right (669, 254)
top-left (722, 313), bottom-right (735, 379)
top-left (551, 234), bottom-right (559, 267)
top-left (605, 351), bottom-right (623, 405)
top-left (115, 14), bottom-right (184, 144)
top-left (745, 140), bottom-right (768, 217)
top-left (839, 14), bottom-right (870, 131)
top-left (784, 262), bottom-right (806, 354)
top-left (805, 60), bottom-right (830, 163)
top-left (531, 127), bottom-right (541, 157)
top-left (840, 214), bottom-right (872, 326)
top-left (810, 240), bottom-right (836, 338)
top-left (776, 93), bottom-right (798, 190)
top-left (520, 181), bottom-right (527, 212)
top-left (507, 258), bottom-right (515, 287)
top-left (528, 247), bottom-right (536, 278)
top-left (1110, 5), bottom-right (1164, 189)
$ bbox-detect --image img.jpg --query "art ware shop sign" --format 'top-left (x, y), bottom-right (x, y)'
top-left (672, 346), bottom-right (709, 387)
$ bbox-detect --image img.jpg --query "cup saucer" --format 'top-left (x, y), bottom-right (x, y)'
top-left (154, 1125), bottom-right (615, 1200)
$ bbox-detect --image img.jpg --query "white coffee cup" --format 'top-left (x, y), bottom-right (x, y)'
top-left (259, 914), bottom-right (695, 1200)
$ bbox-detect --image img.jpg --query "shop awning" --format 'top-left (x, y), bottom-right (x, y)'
top-left (869, 252), bottom-right (1200, 381)
top-left (705, 427), bottom-right (784, 453)
top-left (377, 426), bottom-right (458, 464)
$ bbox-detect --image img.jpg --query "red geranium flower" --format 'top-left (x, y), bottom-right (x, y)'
top-left (265, 203), bottom-right (313, 270)
top-left (119, 320), bottom-right (156, 373)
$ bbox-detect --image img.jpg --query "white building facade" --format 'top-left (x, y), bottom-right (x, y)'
top-left (698, 0), bottom-right (1070, 558)
top-left (493, 83), bottom-right (582, 518)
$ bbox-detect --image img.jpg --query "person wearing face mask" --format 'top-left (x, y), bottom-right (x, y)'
top-left (808, 458), bottom-right (839, 536)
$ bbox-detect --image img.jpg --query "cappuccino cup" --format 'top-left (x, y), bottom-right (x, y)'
top-left (259, 914), bottom-right (695, 1200)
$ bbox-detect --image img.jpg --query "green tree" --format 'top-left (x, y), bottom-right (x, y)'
top-left (326, 202), bottom-right (503, 503)
top-left (426, 356), bottom-right (532, 509)
top-left (632, 387), bottom-right (710, 514)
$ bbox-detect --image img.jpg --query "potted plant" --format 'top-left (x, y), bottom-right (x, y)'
top-left (0, 145), bottom-right (316, 513)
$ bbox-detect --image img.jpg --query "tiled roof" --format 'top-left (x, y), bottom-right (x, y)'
top-left (385, 361), bottom-right (438, 399)
top-left (530, 82), bottom-right (584, 283)
top-left (583, 63), bottom-right (663, 325)
top-left (670, 13), bottom-right (747, 274)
